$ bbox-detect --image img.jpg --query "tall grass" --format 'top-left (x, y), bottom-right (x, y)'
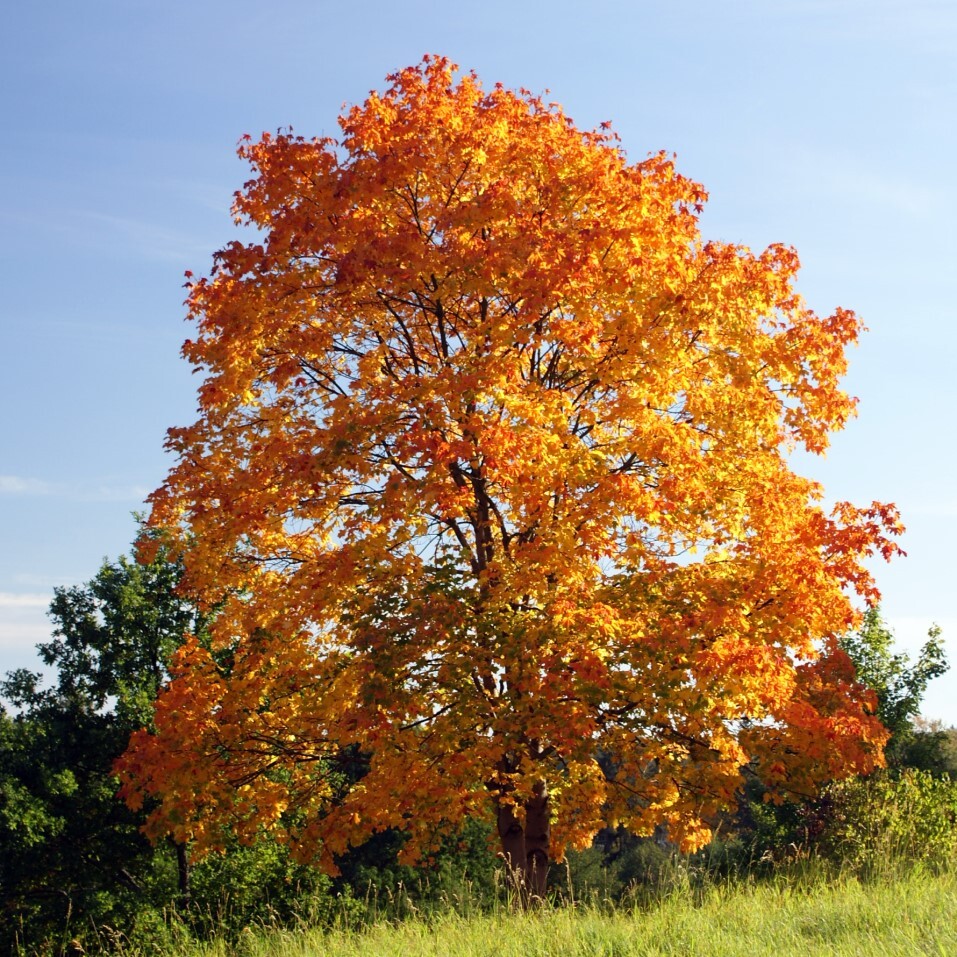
top-left (39, 773), bottom-right (957, 956)
top-left (93, 858), bottom-right (957, 957)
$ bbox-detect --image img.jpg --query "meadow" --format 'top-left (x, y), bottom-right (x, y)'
top-left (81, 859), bottom-right (957, 957)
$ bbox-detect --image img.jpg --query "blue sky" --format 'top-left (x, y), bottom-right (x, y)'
top-left (2, 0), bottom-right (955, 721)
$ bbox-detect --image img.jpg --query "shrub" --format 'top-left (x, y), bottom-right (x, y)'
top-left (819, 769), bottom-right (957, 871)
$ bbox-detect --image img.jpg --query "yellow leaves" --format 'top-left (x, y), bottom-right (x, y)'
top-left (549, 760), bottom-right (607, 855)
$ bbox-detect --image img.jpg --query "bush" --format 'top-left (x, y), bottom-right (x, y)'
top-left (819, 769), bottom-right (957, 872)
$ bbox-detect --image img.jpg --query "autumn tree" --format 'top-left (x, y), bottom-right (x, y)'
top-left (117, 56), bottom-right (902, 900)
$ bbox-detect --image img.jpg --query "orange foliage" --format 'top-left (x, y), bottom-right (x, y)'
top-left (116, 56), bottom-right (901, 869)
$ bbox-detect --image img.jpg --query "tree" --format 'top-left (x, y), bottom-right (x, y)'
top-left (839, 608), bottom-right (947, 768)
top-left (116, 56), bottom-right (902, 901)
top-left (0, 538), bottom-right (202, 952)
top-left (839, 607), bottom-right (946, 741)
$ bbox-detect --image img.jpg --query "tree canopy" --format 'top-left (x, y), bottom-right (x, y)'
top-left (117, 56), bottom-right (902, 893)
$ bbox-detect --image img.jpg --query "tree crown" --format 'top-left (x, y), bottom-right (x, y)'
top-left (118, 56), bottom-right (902, 870)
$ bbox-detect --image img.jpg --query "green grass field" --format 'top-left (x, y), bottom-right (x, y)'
top-left (115, 864), bottom-right (956, 957)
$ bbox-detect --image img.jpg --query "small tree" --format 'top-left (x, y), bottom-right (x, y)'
top-left (839, 607), bottom-right (946, 759)
top-left (117, 56), bottom-right (901, 900)
top-left (723, 610), bottom-right (948, 868)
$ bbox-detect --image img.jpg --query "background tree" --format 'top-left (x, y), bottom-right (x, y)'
top-left (812, 607), bottom-right (955, 874)
top-left (900, 717), bottom-right (957, 777)
top-left (117, 56), bottom-right (902, 900)
top-left (0, 537), bottom-right (201, 953)
top-left (838, 607), bottom-right (947, 767)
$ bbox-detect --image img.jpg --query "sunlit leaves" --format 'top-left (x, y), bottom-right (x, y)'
top-left (117, 55), bottom-right (901, 869)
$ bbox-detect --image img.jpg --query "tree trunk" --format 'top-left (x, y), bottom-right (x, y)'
top-left (496, 780), bottom-right (550, 905)
top-left (169, 837), bottom-right (191, 910)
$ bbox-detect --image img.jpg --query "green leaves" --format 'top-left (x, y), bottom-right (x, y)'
top-left (0, 532), bottom-right (204, 954)
top-left (839, 607), bottom-right (948, 740)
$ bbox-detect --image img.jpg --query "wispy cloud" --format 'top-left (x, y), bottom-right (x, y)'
top-left (0, 599), bottom-right (50, 659)
top-left (14, 317), bottom-right (178, 346)
top-left (0, 475), bottom-right (57, 495)
top-left (0, 593), bottom-right (50, 609)
top-left (894, 496), bottom-right (957, 525)
top-left (88, 483), bottom-right (152, 503)
top-left (77, 211), bottom-right (218, 263)
top-left (12, 574), bottom-right (80, 590)
top-left (822, 168), bottom-right (936, 219)
top-left (157, 177), bottom-right (234, 216)
top-left (780, 147), bottom-right (937, 219)
top-left (0, 207), bottom-right (220, 265)
top-left (0, 622), bottom-right (50, 653)
top-left (0, 475), bottom-right (150, 503)
top-left (757, 0), bottom-right (957, 53)
top-left (887, 615), bottom-right (957, 637)
top-left (894, 499), bottom-right (957, 519)
top-left (881, 616), bottom-right (956, 725)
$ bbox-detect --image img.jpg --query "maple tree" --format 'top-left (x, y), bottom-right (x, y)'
top-left (116, 56), bottom-right (903, 899)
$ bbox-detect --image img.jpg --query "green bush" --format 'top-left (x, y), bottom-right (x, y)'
top-left (819, 769), bottom-right (957, 871)
top-left (182, 839), bottom-right (336, 938)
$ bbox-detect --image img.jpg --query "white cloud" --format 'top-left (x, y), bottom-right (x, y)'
top-left (0, 475), bottom-right (57, 495)
top-left (0, 598), bottom-right (50, 675)
top-left (0, 475), bottom-right (149, 503)
top-left (0, 593), bottom-right (50, 609)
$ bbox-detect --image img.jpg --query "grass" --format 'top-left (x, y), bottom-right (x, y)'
top-left (109, 863), bottom-right (957, 957)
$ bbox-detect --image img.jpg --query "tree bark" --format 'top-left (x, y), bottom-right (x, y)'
top-left (496, 780), bottom-right (550, 906)
top-left (524, 780), bottom-right (550, 901)
top-left (169, 837), bottom-right (191, 910)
